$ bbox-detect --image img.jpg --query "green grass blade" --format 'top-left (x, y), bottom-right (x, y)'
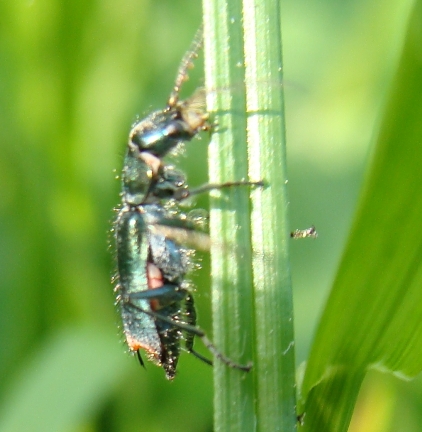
top-left (203, 0), bottom-right (295, 430)
top-left (242, 1), bottom-right (297, 431)
top-left (299, 1), bottom-right (422, 430)
top-left (203, 1), bottom-right (256, 431)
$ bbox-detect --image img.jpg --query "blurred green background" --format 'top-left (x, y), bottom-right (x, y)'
top-left (0, 0), bottom-right (418, 431)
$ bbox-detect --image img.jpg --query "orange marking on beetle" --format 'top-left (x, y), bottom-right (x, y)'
top-left (147, 262), bottom-right (164, 310)
top-left (140, 152), bottom-right (161, 176)
top-left (126, 335), bottom-right (160, 360)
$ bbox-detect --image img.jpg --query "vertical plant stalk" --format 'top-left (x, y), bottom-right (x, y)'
top-left (243, 1), bottom-right (297, 430)
top-left (203, 0), bottom-right (296, 431)
top-left (203, 1), bottom-right (255, 431)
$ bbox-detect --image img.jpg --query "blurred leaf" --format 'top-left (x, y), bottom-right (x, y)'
top-left (299, 1), bottom-right (422, 430)
top-left (0, 327), bottom-right (126, 432)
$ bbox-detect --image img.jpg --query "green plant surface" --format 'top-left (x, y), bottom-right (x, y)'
top-left (203, 0), bottom-right (295, 430)
top-left (243, 1), bottom-right (297, 430)
top-left (0, 328), bottom-right (126, 432)
top-left (202, 2), bottom-right (256, 431)
top-left (299, 0), bottom-right (422, 430)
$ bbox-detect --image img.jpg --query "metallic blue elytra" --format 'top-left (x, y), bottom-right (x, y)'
top-left (115, 209), bottom-right (161, 359)
top-left (115, 204), bottom-right (193, 379)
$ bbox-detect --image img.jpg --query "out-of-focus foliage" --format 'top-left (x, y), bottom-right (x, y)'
top-left (0, 2), bottom-right (211, 431)
top-left (299, 1), bottom-right (422, 430)
top-left (0, 0), bottom-right (419, 430)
